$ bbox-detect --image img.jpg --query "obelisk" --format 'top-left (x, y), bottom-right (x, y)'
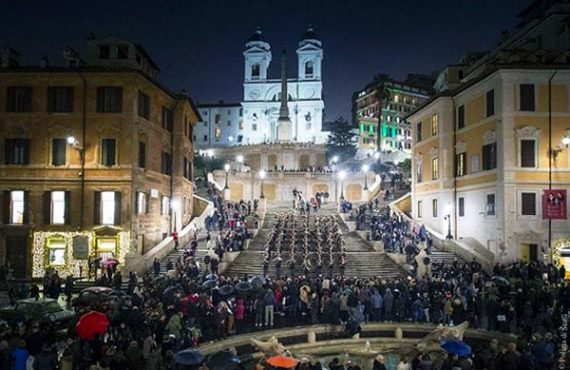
top-left (276, 48), bottom-right (292, 142)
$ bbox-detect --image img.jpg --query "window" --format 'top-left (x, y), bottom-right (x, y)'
top-left (482, 143), bottom-right (497, 170)
top-left (239, 120), bottom-right (244, 130)
top-left (161, 152), bottom-right (172, 175)
top-left (457, 105), bottom-right (465, 129)
top-left (416, 161), bottom-right (423, 183)
top-left (48, 239), bottom-right (66, 266)
top-left (458, 197), bottom-right (465, 217)
top-left (100, 191), bottom-right (117, 225)
top-left (136, 192), bottom-right (148, 214)
top-left (96, 87), bottom-right (123, 113)
top-left (5, 138), bottom-right (30, 165)
top-left (521, 192), bottom-right (536, 216)
top-left (252, 123), bottom-right (257, 131)
top-left (50, 191), bottom-right (67, 225)
top-left (9, 190), bottom-right (26, 224)
top-left (161, 196), bottom-right (170, 215)
top-left (520, 84), bottom-right (535, 111)
top-left (432, 199), bottom-right (438, 217)
top-left (227, 120), bottom-right (231, 127)
top-left (431, 113), bottom-right (439, 136)
top-left (7, 86), bottom-right (33, 112)
top-left (520, 139), bottom-right (536, 167)
top-left (416, 122), bottom-right (422, 142)
top-left (432, 157), bottom-right (439, 180)
top-left (162, 107), bottom-right (173, 131)
top-left (486, 89), bottom-right (495, 117)
top-left (417, 201), bottom-right (423, 218)
top-left (117, 45), bottom-right (129, 59)
top-left (215, 114), bottom-right (221, 124)
top-left (99, 45), bottom-right (110, 59)
top-left (470, 154), bottom-right (480, 173)
top-left (183, 157), bottom-right (193, 180)
top-left (47, 87), bottom-right (73, 113)
top-left (486, 194), bottom-right (496, 216)
top-left (203, 135), bottom-right (208, 142)
top-left (455, 152), bottom-right (466, 177)
top-left (214, 127), bottom-right (221, 140)
top-left (138, 91), bottom-right (150, 119)
top-left (52, 138), bottom-right (66, 166)
top-left (251, 64), bottom-right (260, 79)
top-left (138, 142), bottom-right (146, 169)
top-left (101, 139), bottom-right (116, 166)
top-left (305, 61), bottom-right (314, 77)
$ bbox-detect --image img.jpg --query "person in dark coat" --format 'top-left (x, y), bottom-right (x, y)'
top-left (498, 342), bottom-right (521, 370)
top-left (33, 344), bottom-right (58, 370)
top-left (372, 354), bottom-right (387, 370)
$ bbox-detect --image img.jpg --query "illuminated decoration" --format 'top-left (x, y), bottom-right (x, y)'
top-left (552, 239), bottom-right (570, 267)
top-left (32, 230), bottom-right (130, 278)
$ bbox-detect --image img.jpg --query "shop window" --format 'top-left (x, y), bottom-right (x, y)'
top-left (96, 238), bottom-right (116, 260)
top-left (48, 239), bottom-right (66, 266)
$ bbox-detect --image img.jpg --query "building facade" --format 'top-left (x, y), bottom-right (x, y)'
top-left (194, 103), bottom-right (243, 149)
top-left (410, 0), bottom-right (570, 264)
top-left (0, 36), bottom-right (200, 279)
top-left (241, 27), bottom-right (326, 144)
top-left (352, 78), bottom-right (431, 158)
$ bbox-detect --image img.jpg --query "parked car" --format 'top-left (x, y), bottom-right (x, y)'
top-left (0, 298), bottom-right (74, 329)
top-left (73, 286), bottom-right (125, 311)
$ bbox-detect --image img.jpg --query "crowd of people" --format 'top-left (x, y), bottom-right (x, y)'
top-left (0, 185), bottom-right (569, 370)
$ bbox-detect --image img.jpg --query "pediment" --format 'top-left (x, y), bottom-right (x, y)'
top-left (297, 44), bottom-right (322, 53)
top-left (93, 225), bottom-right (122, 236)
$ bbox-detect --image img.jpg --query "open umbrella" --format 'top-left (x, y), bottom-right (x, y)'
top-left (207, 350), bottom-right (241, 370)
top-left (219, 285), bottom-right (235, 296)
top-left (249, 276), bottom-right (265, 288)
top-left (441, 339), bottom-right (472, 356)
top-left (491, 276), bottom-right (510, 287)
top-left (235, 281), bottom-right (252, 292)
top-left (173, 349), bottom-right (205, 366)
top-left (266, 355), bottom-right (297, 369)
top-left (76, 311), bottom-right (109, 341)
top-left (202, 279), bottom-right (217, 290)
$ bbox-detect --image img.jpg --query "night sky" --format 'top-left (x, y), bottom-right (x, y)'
top-left (1, 0), bottom-right (529, 120)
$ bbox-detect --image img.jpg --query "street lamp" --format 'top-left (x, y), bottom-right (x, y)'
top-left (236, 154), bottom-right (244, 172)
top-left (338, 170), bottom-right (346, 201)
top-left (362, 164), bottom-right (369, 190)
top-left (224, 163), bottom-right (230, 189)
top-left (444, 214), bottom-right (452, 240)
top-left (259, 169), bottom-right (266, 199)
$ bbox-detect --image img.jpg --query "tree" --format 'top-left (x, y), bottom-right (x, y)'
top-left (373, 74), bottom-right (392, 151)
top-left (326, 117), bottom-right (357, 164)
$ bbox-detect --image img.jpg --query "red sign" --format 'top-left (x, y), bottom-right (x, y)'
top-left (543, 189), bottom-right (567, 219)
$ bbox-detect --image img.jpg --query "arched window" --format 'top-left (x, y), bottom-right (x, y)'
top-left (251, 64), bottom-right (260, 79)
top-left (305, 61), bottom-right (314, 77)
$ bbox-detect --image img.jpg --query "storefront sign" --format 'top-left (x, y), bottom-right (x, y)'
top-left (72, 236), bottom-right (89, 259)
top-left (543, 189), bottom-right (567, 219)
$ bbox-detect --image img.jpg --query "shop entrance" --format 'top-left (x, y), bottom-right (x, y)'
top-left (6, 235), bottom-right (27, 279)
top-left (520, 243), bottom-right (539, 262)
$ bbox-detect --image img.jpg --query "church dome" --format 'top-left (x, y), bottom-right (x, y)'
top-left (301, 25), bottom-right (319, 41)
top-left (248, 27), bottom-right (265, 42)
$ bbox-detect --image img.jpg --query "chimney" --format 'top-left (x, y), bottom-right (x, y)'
top-left (40, 56), bottom-right (49, 68)
top-left (1, 47), bottom-right (20, 68)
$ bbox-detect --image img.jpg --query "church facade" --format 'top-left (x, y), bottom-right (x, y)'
top-left (241, 27), bottom-right (326, 144)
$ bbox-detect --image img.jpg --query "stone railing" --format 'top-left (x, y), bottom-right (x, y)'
top-left (198, 322), bottom-right (516, 358)
top-left (124, 194), bottom-right (214, 274)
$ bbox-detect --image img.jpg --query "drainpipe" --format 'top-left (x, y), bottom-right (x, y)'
top-left (451, 97), bottom-right (458, 240)
top-left (548, 70), bottom-right (558, 257)
top-left (78, 72), bottom-right (87, 230)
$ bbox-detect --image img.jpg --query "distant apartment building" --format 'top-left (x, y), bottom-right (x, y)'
top-left (352, 76), bottom-right (432, 159)
top-left (0, 36), bottom-right (200, 279)
top-left (194, 102), bottom-right (243, 149)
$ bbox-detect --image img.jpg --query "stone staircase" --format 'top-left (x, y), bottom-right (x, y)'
top-left (223, 203), bottom-right (406, 279)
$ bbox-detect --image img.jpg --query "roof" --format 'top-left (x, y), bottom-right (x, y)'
top-left (135, 44), bottom-right (160, 72)
top-left (301, 25), bottom-right (319, 40)
top-left (248, 27), bottom-right (265, 42)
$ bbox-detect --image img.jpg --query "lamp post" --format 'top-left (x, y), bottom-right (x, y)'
top-left (259, 169), bottom-right (266, 199)
top-left (236, 155), bottom-right (244, 172)
top-left (362, 164), bottom-right (369, 190)
top-left (67, 136), bottom-right (85, 228)
top-left (444, 214), bottom-right (452, 240)
top-left (224, 163), bottom-right (230, 189)
top-left (338, 170), bottom-right (346, 201)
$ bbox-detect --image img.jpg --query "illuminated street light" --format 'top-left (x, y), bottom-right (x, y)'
top-left (338, 170), bottom-right (346, 201)
top-left (259, 169), bottom-right (266, 199)
top-left (362, 164), bottom-right (369, 190)
top-left (224, 163), bottom-right (230, 189)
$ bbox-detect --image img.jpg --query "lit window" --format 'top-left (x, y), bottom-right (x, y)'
top-left (101, 191), bottom-right (115, 225)
top-left (432, 157), bottom-right (439, 180)
top-left (51, 191), bottom-right (66, 225)
top-left (10, 191), bottom-right (25, 224)
top-left (137, 192), bottom-right (147, 214)
top-left (161, 196), bottom-right (170, 215)
top-left (431, 113), bottom-right (439, 136)
top-left (215, 127), bottom-right (221, 138)
top-left (48, 239), bottom-right (66, 265)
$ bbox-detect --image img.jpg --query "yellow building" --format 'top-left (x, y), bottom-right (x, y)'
top-left (0, 37), bottom-right (200, 279)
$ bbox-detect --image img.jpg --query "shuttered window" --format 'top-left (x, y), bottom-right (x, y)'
top-left (96, 87), bottom-right (123, 113)
top-left (5, 138), bottom-right (30, 165)
top-left (7, 86), bottom-right (32, 112)
top-left (47, 87), bottom-right (73, 113)
top-left (101, 139), bottom-right (116, 166)
top-left (520, 139), bottom-right (536, 168)
top-left (52, 138), bottom-right (67, 166)
top-left (521, 192), bottom-right (536, 216)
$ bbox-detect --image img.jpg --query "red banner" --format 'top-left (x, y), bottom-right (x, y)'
top-left (543, 189), bottom-right (567, 219)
